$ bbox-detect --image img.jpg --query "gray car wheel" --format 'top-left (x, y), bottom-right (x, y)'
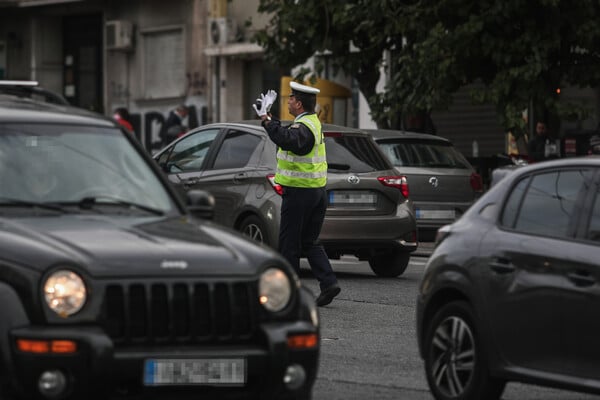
top-left (239, 215), bottom-right (270, 247)
top-left (424, 301), bottom-right (505, 400)
top-left (368, 250), bottom-right (410, 277)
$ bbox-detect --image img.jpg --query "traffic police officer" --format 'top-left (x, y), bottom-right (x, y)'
top-left (253, 82), bottom-right (341, 307)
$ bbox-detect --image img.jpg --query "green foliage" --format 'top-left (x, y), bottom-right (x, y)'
top-left (252, 0), bottom-right (600, 131)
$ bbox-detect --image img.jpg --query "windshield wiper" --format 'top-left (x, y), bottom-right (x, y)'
top-left (328, 163), bottom-right (351, 171)
top-left (0, 197), bottom-right (69, 213)
top-left (76, 196), bottom-right (165, 216)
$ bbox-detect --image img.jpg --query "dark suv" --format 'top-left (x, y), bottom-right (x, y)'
top-left (0, 93), bottom-right (318, 399)
top-left (154, 121), bottom-right (418, 277)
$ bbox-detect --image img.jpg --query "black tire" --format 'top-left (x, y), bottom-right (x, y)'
top-left (239, 215), bottom-right (270, 247)
top-left (423, 301), bottom-right (505, 400)
top-left (368, 250), bottom-right (410, 277)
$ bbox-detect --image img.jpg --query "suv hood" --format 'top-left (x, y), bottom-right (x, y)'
top-left (0, 215), bottom-right (273, 277)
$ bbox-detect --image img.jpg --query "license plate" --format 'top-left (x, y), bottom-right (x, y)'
top-left (143, 358), bottom-right (246, 386)
top-left (415, 209), bottom-right (455, 219)
top-left (329, 191), bottom-right (376, 204)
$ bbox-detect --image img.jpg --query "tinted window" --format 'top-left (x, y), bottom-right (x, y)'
top-left (168, 129), bottom-right (219, 172)
top-left (500, 177), bottom-right (529, 227)
top-left (212, 130), bottom-right (261, 169)
top-left (377, 139), bottom-right (471, 168)
top-left (325, 134), bottom-right (390, 173)
top-left (509, 170), bottom-right (589, 238)
top-left (587, 188), bottom-right (600, 242)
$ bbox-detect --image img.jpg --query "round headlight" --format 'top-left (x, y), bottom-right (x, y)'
top-left (44, 270), bottom-right (87, 317)
top-left (259, 268), bottom-right (291, 312)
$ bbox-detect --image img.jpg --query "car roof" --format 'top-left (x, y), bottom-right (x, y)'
top-left (232, 119), bottom-right (371, 135)
top-left (511, 156), bottom-right (600, 175)
top-left (0, 94), bottom-right (117, 128)
top-left (363, 128), bottom-right (451, 143)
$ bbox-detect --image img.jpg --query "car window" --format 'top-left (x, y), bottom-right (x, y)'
top-left (377, 139), bottom-right (472, 168)
top-left (587, 187), bottom-right (600, 241)
top-left (212, 130), bottom-right (261, 170)
top-left (167, 129), bottom-right (219, 172)
top-left (502, 170), bottom-right (590, 238)
top-left (0, 123), bottom-right (173, 211)
top-left (325, 134), bottom-right (390, 172)
top-left (500, 177), bottom-right (529, 227)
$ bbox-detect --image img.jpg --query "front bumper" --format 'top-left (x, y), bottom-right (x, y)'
top-left (9, 321), bottom-right (319, 400)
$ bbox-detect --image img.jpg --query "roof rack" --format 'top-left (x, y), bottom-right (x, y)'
top-left (0, 80), bottom-right (40, 87)
top-left (0, 80), bottom-right (68, 105)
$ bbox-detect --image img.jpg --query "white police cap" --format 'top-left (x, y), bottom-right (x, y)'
top-left (290, 81), bottom-right (320, 95)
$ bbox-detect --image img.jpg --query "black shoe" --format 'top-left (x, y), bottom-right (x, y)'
top-left (316, 284), bottom-right (341, 307)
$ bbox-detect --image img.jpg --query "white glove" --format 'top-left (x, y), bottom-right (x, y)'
top-left (252, 94), bottom-right (268, 117)
top-left (263, 89), bottom-right (278, 112)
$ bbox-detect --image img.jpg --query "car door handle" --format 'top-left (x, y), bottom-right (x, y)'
top-left (489, 258), bottom-right (515, 274)
top-left (233, 172), bottom-right (248, 183)
top-left (567, 271), bottom-right (596, 287)
top-left (182, 178), bottom-right (199, 189)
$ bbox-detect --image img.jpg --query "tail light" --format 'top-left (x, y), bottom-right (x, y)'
top-left (470, 172), bottom-right (483, 193)
top-left (378, 176), bottom-right (409, 198)
top-left (267, 174), bottom-right (283, 195)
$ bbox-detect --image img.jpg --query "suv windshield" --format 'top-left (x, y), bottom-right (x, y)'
top-left (0, 124), bottom-right (173, 213)
top-left (377, 139), bottom-right (471, 169)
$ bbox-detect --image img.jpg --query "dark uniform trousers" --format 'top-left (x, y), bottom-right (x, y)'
top-left (279, 186), bottom-right (337, 291)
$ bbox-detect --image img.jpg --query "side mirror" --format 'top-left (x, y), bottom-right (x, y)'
top-left (186, 189), bottom-right (215, 220)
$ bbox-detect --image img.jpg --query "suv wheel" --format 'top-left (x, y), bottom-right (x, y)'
top-left (424, 301), bottom-right (505, 400)
top-left (239, 215), bottom-right (270, 246)
top-left (368, 250), bottom-right (410, 277)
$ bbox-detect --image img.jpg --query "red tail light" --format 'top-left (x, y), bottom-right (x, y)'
top-left (267, 174), bottom-right (283, 196)
top-left (378, 176), bottom-right (409, 198)
top-left (470, 172), bottom-right (483, 193)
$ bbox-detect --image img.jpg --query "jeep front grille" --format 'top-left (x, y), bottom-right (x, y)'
top-left (101, 280), bottom-right (257, 345)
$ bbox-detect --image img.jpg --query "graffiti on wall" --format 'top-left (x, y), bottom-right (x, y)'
top-left (124, 104), bottom-right (207, 151)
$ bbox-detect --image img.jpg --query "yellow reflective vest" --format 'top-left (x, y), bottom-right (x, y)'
top-left (275, 113), bottom-right (327, 188)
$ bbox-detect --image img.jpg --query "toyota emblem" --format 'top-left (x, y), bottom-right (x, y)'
top-left (429, 177), bottom-right (439, 188)
top-left (347, 175), bottom-right (360, 184)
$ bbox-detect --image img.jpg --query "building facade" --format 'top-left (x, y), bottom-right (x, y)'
top-left (0, 0), bottom-right (275, 151)
top-left (1, 0), bottom-right (598, 157)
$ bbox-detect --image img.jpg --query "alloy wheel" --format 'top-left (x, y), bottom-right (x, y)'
top-left (242, 223), bottom-right (265, 243)
top-left (430, 316), bottom-right (475, 397)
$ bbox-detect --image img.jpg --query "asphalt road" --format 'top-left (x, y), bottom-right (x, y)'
top-left (298, 251), bottom-right (600, 400)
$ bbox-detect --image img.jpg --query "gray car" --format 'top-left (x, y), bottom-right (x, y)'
top-left (365, 129), bottom-right (483, 241)
top-left (154, 120), bottom-right (418, 277)
top-left (417, 157), bottom-right (600, 400)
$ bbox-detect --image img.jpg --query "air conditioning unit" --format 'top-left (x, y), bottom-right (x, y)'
top-left (207, 17), bottom-right (238, 46)
top-left (106, 20), bottom-right (133, 51)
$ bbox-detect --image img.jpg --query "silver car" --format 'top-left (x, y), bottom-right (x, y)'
top-left (154, 121), bottom-right (418, 277)
top-left (366, 129), bottom-right (483, 241)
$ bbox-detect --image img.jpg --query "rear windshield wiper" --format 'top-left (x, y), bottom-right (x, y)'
top-left (328, 163), bottom-right (351, 171)
top-left (76, 196), bottom-right (165, 216)
top-left (0, 197), bottom-right (69, 213)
